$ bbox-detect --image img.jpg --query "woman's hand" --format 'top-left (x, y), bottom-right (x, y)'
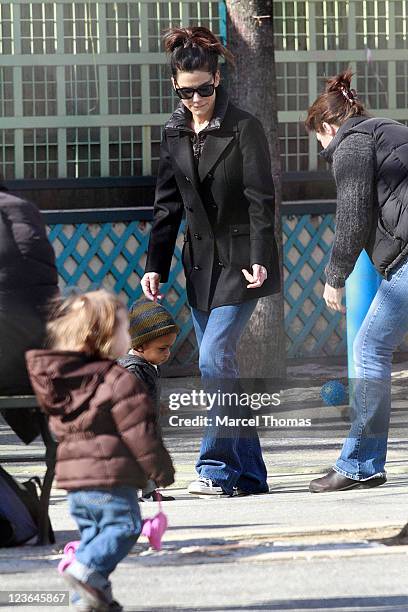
top-left (242, 264), bottom-right (268, 289)
top-left (141, 272), bottom-right (163, 301)
top-left (323, 283), bottom-right (346, 313)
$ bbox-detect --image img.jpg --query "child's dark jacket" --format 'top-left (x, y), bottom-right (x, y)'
top-left (117, 354), bottom-right (160, 414)
top-left (25, 350), bottom-right (175, 491)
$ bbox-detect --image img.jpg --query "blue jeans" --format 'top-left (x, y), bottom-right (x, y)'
top-left (191, 299), bottom-right (268, 495)
top-left (67, 487), bottom-right (142, 603)
top-left (335, 256), bottom-right (408, 480)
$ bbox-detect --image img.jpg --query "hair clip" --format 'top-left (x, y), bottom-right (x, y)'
top-left (340, 86), bottom-right (355, 104)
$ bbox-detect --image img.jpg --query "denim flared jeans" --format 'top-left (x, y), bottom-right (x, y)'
top-left (191, 299), bottom-right (268, 495)
top-left (335, 256), bottom-right (408, 480)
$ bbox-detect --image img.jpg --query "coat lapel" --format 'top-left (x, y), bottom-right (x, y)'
top-left (166, 129), bottom-right (197, 186)
top-left (198, 133), bottom-right (235, 183)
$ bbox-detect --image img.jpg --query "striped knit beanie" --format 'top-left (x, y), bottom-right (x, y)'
top-left (129, 298), bottom-right (179, 348)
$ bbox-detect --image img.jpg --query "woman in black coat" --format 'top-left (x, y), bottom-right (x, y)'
top-left (0, 187), bottom-right (58, 442)
top-left (141, 27), bottom-right (280, 497)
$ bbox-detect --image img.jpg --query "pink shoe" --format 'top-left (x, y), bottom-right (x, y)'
top-left (57, 540), bottom-right (80, 575)
top-left (141, 492), bottom-right (168, 550)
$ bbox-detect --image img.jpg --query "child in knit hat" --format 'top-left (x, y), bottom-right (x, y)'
top-left (118, 298), bottom-right (179, 502)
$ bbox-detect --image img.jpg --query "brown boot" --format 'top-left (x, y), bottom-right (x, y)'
top-left (309, 469), bottom-right (386, 493)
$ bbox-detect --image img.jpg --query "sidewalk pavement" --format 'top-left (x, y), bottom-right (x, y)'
top-left (0, 360), bottom-right (407, 611)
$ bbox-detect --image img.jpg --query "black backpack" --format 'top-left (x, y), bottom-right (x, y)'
top-left (0, 466), bottom-right (54, 546)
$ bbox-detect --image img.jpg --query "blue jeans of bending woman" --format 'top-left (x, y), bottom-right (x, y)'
top-left (335, 256), bottom-right (408, 481)
top-left (191, 299), bottom-right (268, 495)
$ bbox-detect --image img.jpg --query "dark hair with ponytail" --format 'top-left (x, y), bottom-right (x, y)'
top-left (305, 69), bottom-right (368, 133)
top-left (163, 26), bottom-right (235, 77)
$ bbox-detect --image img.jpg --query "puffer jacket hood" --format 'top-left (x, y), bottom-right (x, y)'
top-left (26, 350), bottom-right (112, 417)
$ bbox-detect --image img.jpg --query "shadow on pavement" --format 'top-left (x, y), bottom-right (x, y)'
top-left (118, 594), bottom-right (408, 611)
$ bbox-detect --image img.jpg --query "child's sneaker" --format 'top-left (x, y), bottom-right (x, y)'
top-left (139, 489), bottom-right (175, 502)
top-left (63, 571), bottom-right (111, 611)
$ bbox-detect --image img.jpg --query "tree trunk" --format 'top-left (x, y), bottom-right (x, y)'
top-left (225, 0), bottom-right (286, 379)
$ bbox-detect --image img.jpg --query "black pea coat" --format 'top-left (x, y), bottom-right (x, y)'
top-left (145, 87), bottom-right (281, 312)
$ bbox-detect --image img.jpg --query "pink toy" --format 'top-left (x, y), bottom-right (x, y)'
top-left (57, 492), bottom-right (168, 574)
top-left (141, 492), bottom-right (168, 551)
top-left (58, 540), bottom-right (80, 575)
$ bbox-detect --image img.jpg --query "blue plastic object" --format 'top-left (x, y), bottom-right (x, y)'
top-left (345, 250), bottom-right (382, 379)
top-left (320, 380), bottom-right (347, 406)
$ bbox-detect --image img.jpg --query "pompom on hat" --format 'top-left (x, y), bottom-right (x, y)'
top-left (129, 298), bottom-right (179, 349)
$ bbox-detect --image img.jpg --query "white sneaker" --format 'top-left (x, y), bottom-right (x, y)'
top-left (187, 477), bottom-right (248, 497)
top-left (188, 477), bottom-right (225, 496)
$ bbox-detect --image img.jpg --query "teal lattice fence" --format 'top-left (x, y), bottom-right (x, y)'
top-left (45, 207), bottom-right (347, 365)
top-left (283, 213), bottom-right (346, 358)
top-left (48, 216), bottom-right (197, 366)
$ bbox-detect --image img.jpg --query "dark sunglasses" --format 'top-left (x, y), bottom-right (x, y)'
top-left (174, 81), bottom-right (215, 100)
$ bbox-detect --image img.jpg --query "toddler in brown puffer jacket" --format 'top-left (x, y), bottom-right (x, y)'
top-left (26, 289), bottom-right (175, 612)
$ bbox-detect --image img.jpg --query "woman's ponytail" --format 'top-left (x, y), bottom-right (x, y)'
top-left (305, 69), bottom-right (368, 133)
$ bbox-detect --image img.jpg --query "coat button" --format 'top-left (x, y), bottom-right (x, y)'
top-left (218, 261), bottom-right (224, 267)
top-left (194, 232), bottom-right (202, 240)
top-left (185, 176), bottom-right (191, 182)
top-left (193, 265), bottom-right (201, 271)
top-left (232, 228), bottom-right (239, 233)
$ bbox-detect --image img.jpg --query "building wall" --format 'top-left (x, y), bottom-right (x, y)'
top-left (275, 0), bottom-right (408, 172)
top-left (1, 1), bottom-right (407, 181)
top-left (0, 0), bottom-right (224, 181)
